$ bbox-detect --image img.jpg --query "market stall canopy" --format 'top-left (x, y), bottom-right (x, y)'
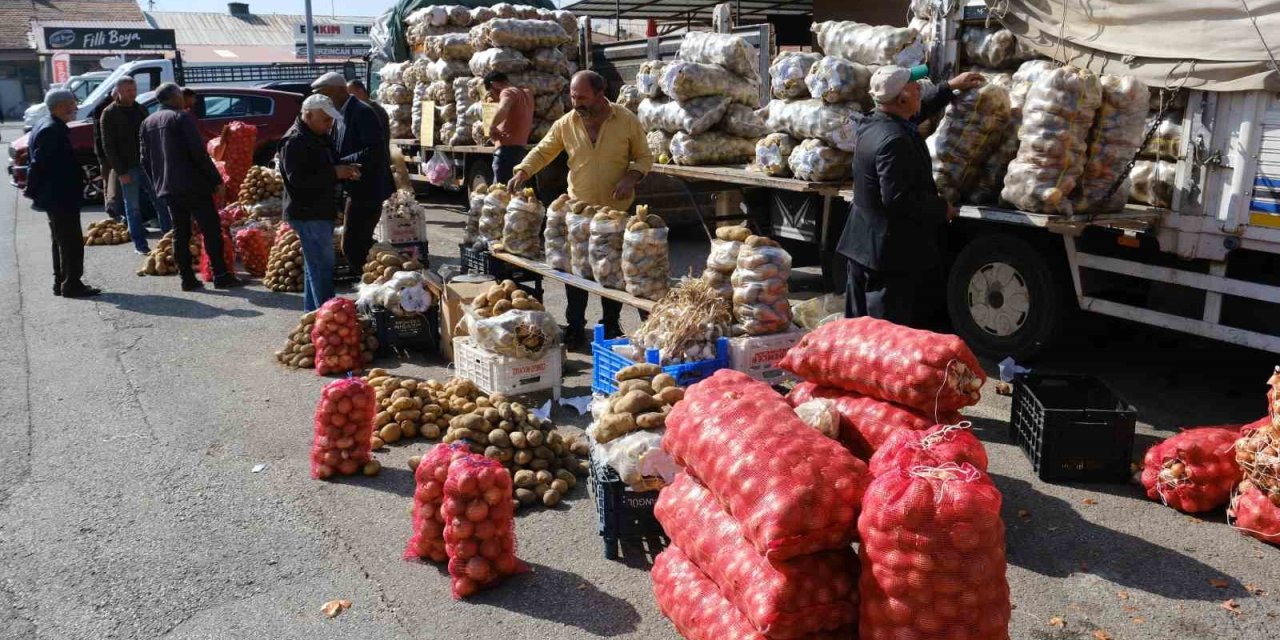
top-left (379, 0), bottom-right (558, 62)
top-left (991, 0), bottom-right (1280, 92)
top-left (564, 0), bottom-right (810, 23)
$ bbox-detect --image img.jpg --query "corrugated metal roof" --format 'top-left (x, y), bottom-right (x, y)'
top-left (145, 11), bottom-right (370, 47)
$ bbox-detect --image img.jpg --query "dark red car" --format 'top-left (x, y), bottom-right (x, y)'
top-left (8, 87), bottom-right (302, 202)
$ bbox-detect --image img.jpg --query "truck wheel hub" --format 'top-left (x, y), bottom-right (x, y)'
top-left (967, 262), bottom-right (1030, 337)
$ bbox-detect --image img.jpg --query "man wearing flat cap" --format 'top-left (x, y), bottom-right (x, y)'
top-left (311, 72), bottom-right (393, 273)
top-left (838, 65), bottom-right (985, 324)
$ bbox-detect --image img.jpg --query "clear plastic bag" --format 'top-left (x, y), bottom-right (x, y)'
top-left (1141, 114), bottom-right (1182, 159)
top-left (623, 209), bottom-right (670, 300)
top-left (484, 18), bottom-right (571, 50)
top-left (648, 130), bottom-right (673, 163)
top-left (770, 51), bottom-right (822, 99)
top-left (534, 94), bottom-right (565, 121)
top-left (972, 60), bottom-right (1055, 204)
top-left (764, 99), bottom-right (862, 152)
top-left (792, 293), bottom-right (845, 330)
top-left (530, 46), bottom-right (570, 75)
top-left (731, 238), bottom-right (794, 335)
top-left (635, 60), bottom-right (667, 98)
top-left (464, 187), bottom-right (485, 244)
top-left (424, 150), bottom-right (454, 187)
top-left (469, 47), bottom-right (529, 76)
top-left (468, 309), bottom-right (560, 359)
top-left (479, 185), bottom-right (511, 244)
top-left (788, 138), bottom-right (853, 182)
top-left (589, 211), bottom-right (627, 289)
top-left (933, 84), bottom-right (1013, 203)
top-left (378, 62), bottom-right (406, 85)
top-left (638, 96), bottom-right (730, 135)
top-left (615, 84), bottom-right (643, 113)
top-left (659, 61), bottom-right (760, 107)
top-left (1074, 74), bottom-right (1149, 214)
top-left (718, 103), bottom-right (768, 138)
top-left (1129, 159), bottom-right (1175, 208)
top-left (754, 133), bottom-right (799, 177)
top-left (501, 187), bottom-right (545, 258)
top-left (382, 103), bottom-right (413, 139)
top-left (509, 70), bottom-right (568, 96)
top-left (676, 32), bottom-right (759, 80)
top-left (544, 194), bottom-right (571, 271)
top-left (567, 205), bottom-right (594, 279)
top-left (669, 131), bottom-right (756, 166)
top-left (598, 430), bottom-right (669, 491)
top-left (812, 20), bottom-right (925, 66)
top-left (794, 399), bottom-right (841, 440)
top-left (426, 58), bottom-right (470, 84)
top-left (962, 27), bottom-right (1032, 69)
top-left (702, 237), bottom-right (742, 297)
top-left (805, 56), bottom-right (874, 106)
top-left (377, 82), bottom-right (413, 105)
top-left (454, 100), bottom-right (480, 145)
top-left (426, 33), bottom-right (475, 61)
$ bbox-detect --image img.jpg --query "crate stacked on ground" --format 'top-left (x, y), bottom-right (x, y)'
top-left (636, 33), bottom-right (764, 166)
top-left (356, 266), bottom-right (438, 354)
top-left (1011, 373), bottom-right (1137, 483)
top-left (651, 369), bottom-right (870, 639)
top-left (451, 279), bottom-right (563, 397)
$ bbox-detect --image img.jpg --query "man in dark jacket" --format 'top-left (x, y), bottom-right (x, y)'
top-left (279, 95), bottom-right (362, 311)
top-left (92, 96), bottom-right (124, 222)
top-left (102, 76), bottom-right (171, 254)
top-left (25, 89), bottom-right (100, 298)
top-left (139, 83), bottom-right (243, 291)
top-left (838, 65), bottom-right (985, 324)
top-left (347, 79), bottom-right (390, 139)
top-left (311, 72), bottom-right (394, 271)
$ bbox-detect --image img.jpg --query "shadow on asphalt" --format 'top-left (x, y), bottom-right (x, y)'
top-left (234, 287), bottom-right (305, 312)
top-left (992, 472), bottom-right (1242, 601)
top-left (97, 292), bottom-right (263, 319)
top-left (335, 464), bottom-right (415, 499)
top-left (474, 562), bottom-right (641, 636)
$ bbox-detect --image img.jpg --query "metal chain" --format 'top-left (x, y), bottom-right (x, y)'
top-left (1098, 88), bottom-right (1176, 214)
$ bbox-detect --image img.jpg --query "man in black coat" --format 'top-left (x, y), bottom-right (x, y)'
top-left (25, 89), bottom-right (100, 297)
top-left (311, 72), bottom-right (394, 271)
top-left (347, 79), bottom-right (391, 139)
top-left (838, 65), bottom-right (985, 324)
top-left (139, 83), bottom-right (243, 291)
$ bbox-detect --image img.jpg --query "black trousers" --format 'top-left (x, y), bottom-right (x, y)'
top-left (492, 145), bottom-right (527, 185)
top-left (342, 198), bottom-right (382, 270)
top-left (565, 287), bottom-right (622, 332)
top-left (845, 259), bottom-right (921, 326)
top-left (163, 193), bottom-right (228, 282)
top-left (46, 207), bottom-right (85, 289)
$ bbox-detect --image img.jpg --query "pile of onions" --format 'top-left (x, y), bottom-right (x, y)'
top-left (235, 225), bottom-right (270, 277)
top-left (309, 378), bottom-right (375, 480)
top-left (311, 298), bottom-right (362, 376)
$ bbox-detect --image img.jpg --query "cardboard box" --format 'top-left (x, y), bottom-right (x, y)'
top-left (440, 276), bottom-right (494, 361)
top-left (728, 328), bottom-right (806, 384)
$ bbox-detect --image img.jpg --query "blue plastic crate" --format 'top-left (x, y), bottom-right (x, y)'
top-left (590, 324), bottom-right (729, 396)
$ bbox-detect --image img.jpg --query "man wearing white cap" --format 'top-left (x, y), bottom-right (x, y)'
top-left (310, 72), bottom-right (394, 272)
top-left (837, 65), bottom-right (985, 324)
top-left (278, 94), bottom-right (363, 311)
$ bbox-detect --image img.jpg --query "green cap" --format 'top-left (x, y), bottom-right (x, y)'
top-left (908, 64), bottom-right (930, 82)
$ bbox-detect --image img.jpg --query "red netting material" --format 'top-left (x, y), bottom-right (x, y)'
top-left (405, 443), bottom-right (472, 563)
top-left (443, 455), bottom-right (527, 598)
top-left (207, 120), bottom-right (257, 200)
top-left (663, 369), bottom-right (870, 560)
top-left (1140, 426), bottom-right (1242, 513)
top-left (788, 382), bottom-right (960, 460)
top-left (779, 317), bottom-right (987, 415)
top-left (199, 227), bottom-right (237, 282)
top-left (1230, 482), bottom-right (1280, 544)
top-left (652, 545), bottom-right (854, 640)
top-left (869, 422), bottom-right (990, 477)
top-left (309, 378), bottom-right (375, 479)
top-left (654, 473), bottom-right (858, 638)
top-left (235, 225), bottom-right (270, 277)
top-left (859, 463), bottom-right (1010, 640)
top-left (311, 298), bottom-right (363, 376)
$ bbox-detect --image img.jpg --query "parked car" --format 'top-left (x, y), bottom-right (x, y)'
top-left (22, 71), bottom-right (113, 131)
top-left (8, 87), bottom-right (302, 203)
top-left (255, 80), bottom-right (313, 96)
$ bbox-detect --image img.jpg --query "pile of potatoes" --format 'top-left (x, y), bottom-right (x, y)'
top-left (137, 231), bottom-right (202, 276)
top-left (277, 311), bottom-right (378, 369)
top-left (84, 219), bottom-right (130, 246)
top-left (362, 244), bottom-right (426, 286)
top-left (591, 364), bottom-right (685, 443)
top-left (469, 279), bottom-right (545, 317)
top-left (264, 228), bottom-right (303, 292)
top-left (364, 372), bottom-right (483, 446)
top-left (238, 166), bottom-right (284, 207)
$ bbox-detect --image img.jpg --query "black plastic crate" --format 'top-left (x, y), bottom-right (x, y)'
top-left (369, 306), bottom-right (439, 355)
top-left (588, 444), bottom-right (666, 560)
top-left (458, 243), bottom-right (543, 297)
top-left (1011, 374), bottom-right (1137, 483)
top-left (333, 259), bottom-right (358, 284)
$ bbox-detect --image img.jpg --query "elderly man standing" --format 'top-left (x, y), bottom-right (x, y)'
top-left (279, 95), bottom-right (362, 312)
top-left (102, 76), bottom-right (171, 254)
top-left (510, 70), bottom-right (652, 348)
top-left (24, 89), bottom-right (101, 298)
top-left (140, 82), bottom-right (243, 291)
top-left (311, 72), bottom-right (393, 272)
top-left (838, 65), bottom-right (985, 324)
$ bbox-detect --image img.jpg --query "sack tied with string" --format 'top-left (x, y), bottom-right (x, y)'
top-left (1141, 426), bottom-right (1242, 513)
top-left (869, 422), bottom-right (990, 476)
top-left (788, 381), bottom-right (961, 461)
top-left (442, 455), bottom-right (527, 599)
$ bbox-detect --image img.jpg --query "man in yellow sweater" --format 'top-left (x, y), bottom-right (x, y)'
top-left (510, 70), bottom-right (653, 349)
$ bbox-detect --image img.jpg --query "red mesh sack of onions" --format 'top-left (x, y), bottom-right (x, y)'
top-left (208, 120), bottom-right (256, 198)
top-left (311, 298), bottom-right (363, 376)
top-left (869, 421), bottom-right (989, 477)
top-left (1140, 426), bottom-right (1242, 513)
top-left (443, 455), bottom-right (527, 598)
top-left (219, 203), bottom-right (247, 230)
top-left (198, 227), bottom-right (237, 282)
top-left (663, 369), bottom-right (870, 560)
top-left (788, 382), bottom-right (960, 460)
top-left (859, 463), bottom-right (1010, 640)
top-left (1230, 481), bottom-right (1280, 545)
top-left (652, 545), bottom-right (854, 640)
top-left (654, 472), bottom-right (858, 638)
top-left (404, 443), bottom-right (472, 563)
top-left (309, 377), bottom-right (375, 480)
top-left (235, 225), bottom-right (270, 277)
top-left (779, 317), bottom-right (986, 415)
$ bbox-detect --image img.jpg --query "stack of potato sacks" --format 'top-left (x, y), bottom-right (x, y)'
top-left (1128, 91), bottom-right (1185, 209)
top-left (637, 33), bottom-right (766, 166)
top-left (376, 63), bottom-right (417, 140)
top-left (700, 226), bottom-right (794, 336)
top-left (652, 369), bottom-right (870, 640)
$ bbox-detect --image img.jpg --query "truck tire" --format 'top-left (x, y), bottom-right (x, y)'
top-left (946, 233), bottom-right (1065, 360)
top-left (465, 157), bottom-right (492, 194)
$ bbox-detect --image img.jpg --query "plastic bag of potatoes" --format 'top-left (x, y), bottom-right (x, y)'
top-left (647, 130), bottom-right (673, 164)
top-left (754, 133), bottom-right (799, 177)
top-left (1129, 159), bottom-right (1175, 208)
top-left (589, 208), bottom-right (628, 289)
top-left (501, 188), bottom-right (545, 258)
top-left (933, 83), bottom-right (1013, 204)
top-left (764, 99), bottom-right (862, 152)
top-left (464, 187), bottom-right (485, 244)
top-left (479, 184), bottom-right (511, 245)
top-left (731, 236), bottom-right (794, 335)
top-left (805, 56), bottom-right (874, 106)
top-left (659, 61), bottom-right (760, 107)
top-left (635, 60), bottom-right (667, 99)
top-left (469, 47), bottom-right (529, 76)
top-left (622, 205), bottom-right (670, 301)
top-left (770, 51), bottom-right (822, 100)
top-left (718, 103), bottom-right (768, 138)
top-left (589, 365), bottom-right (686, 444)
top-left (509, 71), bottom-right (567, 96)
top-left (544, 194), bottom-right (571, 271)
top-left (615, 84), bottom-right (643, 113)
top-left (531, 46), bottom-right (570, 75)
top-left (483, 18), bottom-right (571, 50)
top-left (427, 33), bottom-right (475, 61)
top-left (702, 225), bottom-right (750, 297)
top-left (677, 32), bottom-right (759, 80)
top-left (812, 20), bottom-right (925, 66)
top-left (567, 201), bottom-right (595, 279)
top-left (972, 59), bottom-right (1055, 204)
top-left (669, 131), bottom-right (756, 166)
top-left (788, 138), bottom-right (853, 182)
top-left (1073, 74), bottom-right (1149, 214)
top-left (638, 96), bottom-right (730, 135)
top-left (470, 309), bottom-right (561, 359)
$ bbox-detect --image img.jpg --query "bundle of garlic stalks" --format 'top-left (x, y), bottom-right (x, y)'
top-left (624, 276), bottom-right (732, 364)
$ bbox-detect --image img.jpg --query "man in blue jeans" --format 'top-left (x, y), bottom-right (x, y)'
top-left (101, 76), bottom-right (170, 253)
top-left (279, 95), bottom-right (361, 311)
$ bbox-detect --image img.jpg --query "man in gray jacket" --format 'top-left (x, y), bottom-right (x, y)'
top-left (139, 83), bottom-right (243, 291)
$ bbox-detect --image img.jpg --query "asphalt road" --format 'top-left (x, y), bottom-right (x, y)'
top-left (1, 126), bottom-right (1277, 640)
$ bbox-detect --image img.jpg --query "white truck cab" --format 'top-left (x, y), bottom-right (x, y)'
top-left (22, 59), bottom-right (175, 131)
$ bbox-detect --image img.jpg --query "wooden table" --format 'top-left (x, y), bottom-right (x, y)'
top-left (649, 163), bottom-right (849, 197)
top-left (489, 250), bottom-right (657, 313)
top-left (432, 144), bottom-right (498, 155)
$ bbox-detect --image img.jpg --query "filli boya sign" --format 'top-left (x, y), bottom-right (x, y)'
top-left (42, 27), bottom-right (176, 52)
